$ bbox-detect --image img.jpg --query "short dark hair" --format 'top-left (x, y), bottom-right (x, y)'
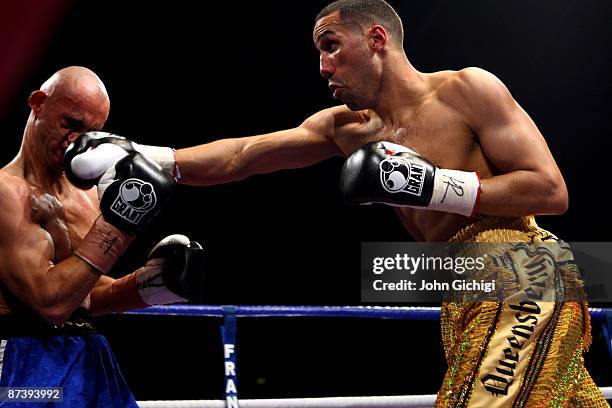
top-left (316, 0), bottom-right (404, 47)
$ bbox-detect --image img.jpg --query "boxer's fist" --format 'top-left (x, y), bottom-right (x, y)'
top-left (64, 132), bottom-right (135, 189)
top-left (64, 131), bottom-right (177, 188)
top-left (98, 152), bottom-right (175, 235)
top-left (93, 234), bottom-right (206, 310)
top-left (74, 153), bottom-right (175, 274)
top-left (340, 141), bottom-right (436, 207)
top-left (340, 141), bottom-right (481, 217)
top-left (137, 234), bottom-right (207, 305)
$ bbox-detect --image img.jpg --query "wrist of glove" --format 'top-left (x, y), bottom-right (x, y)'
top-left (64, 131), bottom-right (180, 188)
top-left (428, 168), bottom-right (481, 217)
top-left (136, 234), bottom-right (206, 305)
top-left (74, 215), bottom-right (134, 274)
top-left (340, 141), bottom-right (481, 217)
top-left (131, 142), bottom-right (180, 180)
top-left (73, 152), bottom-right (176, 274)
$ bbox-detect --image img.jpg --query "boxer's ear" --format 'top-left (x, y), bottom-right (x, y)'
top-left (28, 90), bottom-right (48, 116)
top-left (368, 25), bottom-right (387, 53)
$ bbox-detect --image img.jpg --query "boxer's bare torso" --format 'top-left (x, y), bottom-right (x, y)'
top-left (323, 70), bottom-right (496, 241)
top-left (0, 166), bottom-right (99, 314)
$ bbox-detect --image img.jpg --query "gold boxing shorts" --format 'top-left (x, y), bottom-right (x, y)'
top-left (436, 216), bottom-right (608, 407)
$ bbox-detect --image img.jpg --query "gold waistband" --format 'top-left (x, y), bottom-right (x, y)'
top-left (449, 215), bottom-right (544, 243)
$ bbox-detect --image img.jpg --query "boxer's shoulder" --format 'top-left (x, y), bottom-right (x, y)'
top-left (0, 170), bottom-right (32, 208)
top-left (300, 105), bottom-right (370, 150)
top-left (307, 105), bottom-right (369, 127)
top-left (433, 68), bottom-right (515, 131)
top-left (435, 68), bottom-right (509, 107)
top-left (0, 174), bottom-right (37, 247)
top-left (319, 106), bottom-right (380, 143)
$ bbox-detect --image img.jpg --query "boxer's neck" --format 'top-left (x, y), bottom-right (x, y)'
top-left (373, 56), bottom-right (428, 126)
top-left (9, 129), bottom-right (67, 194)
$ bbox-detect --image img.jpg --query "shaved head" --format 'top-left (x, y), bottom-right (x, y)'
top-left (40, 66), bottom-right (109, 112)
top-left (24, 66), bottom-right (111, 173)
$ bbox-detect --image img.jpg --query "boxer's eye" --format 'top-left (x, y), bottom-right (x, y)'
top-left (323, 40), bottom-right (337, 52)
top-left (62, 116), bottom-right (85, 132)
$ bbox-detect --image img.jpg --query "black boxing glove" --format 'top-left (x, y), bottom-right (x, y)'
top-left (340, 141), bottom-right (481, 217)
top-left (64, 131), bottom-right (179, 189)
top-left (94, 234), bottom-right (206, 312)
top-left (74, 153), bottom-right (176, 274)
top-left (139, 234), bottom-right (207, 303)
top-left (98, 152), bottom-right (175, 234)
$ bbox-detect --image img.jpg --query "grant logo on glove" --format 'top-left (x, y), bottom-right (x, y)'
top-left (341, 141), bottom-right (480, 217)
top-left (110, 178), bottom-right (158, 225)
top-left (379, 156), bottom-right (426, 196)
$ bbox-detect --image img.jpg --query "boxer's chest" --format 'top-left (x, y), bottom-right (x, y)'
top-left (59, 193), bottom-right (99, 248)
top-left (335, 98), bottom-right (484, 172)
top-left (30, 189), bottom-right (98, 251)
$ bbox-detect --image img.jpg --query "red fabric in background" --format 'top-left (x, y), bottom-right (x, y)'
top-left (0, 0), bottom-right (72, 119)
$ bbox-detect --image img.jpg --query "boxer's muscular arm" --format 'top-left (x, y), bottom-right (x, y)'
top-left (453, 68), bottom-right (568, 216)
top-left (89, 275), bottom-right (115, 316)
top-left (0, 181), bottom-right (100, 325)
top-left (84, 188), bottom-right (116, 317)
top-left (175, 107), bottom-right (345, 186)
top-left (78, 190), bottom-right (153, 318)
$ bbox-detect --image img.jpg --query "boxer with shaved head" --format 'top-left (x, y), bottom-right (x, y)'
top-left (0, 67), bottom-right (205, 407)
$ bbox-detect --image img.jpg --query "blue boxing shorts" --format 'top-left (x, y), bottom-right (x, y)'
top-left (0, 309), bottom-right (138, 408)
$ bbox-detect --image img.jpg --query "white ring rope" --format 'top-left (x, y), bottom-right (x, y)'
top-left (137, 395), bottom-right (436, 408)
top-left (138, 387), bottom-right (612, 408)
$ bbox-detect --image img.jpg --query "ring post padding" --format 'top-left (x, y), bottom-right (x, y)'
top-left (221, 306), bottom-right (239, 407)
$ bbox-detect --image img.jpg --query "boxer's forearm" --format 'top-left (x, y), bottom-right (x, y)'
top-left (173, 137), bottom-right (247, 185)
top-left (476, 170), bottom-right (568, 216)
top-left (175, 127), bottom-right (340, 186)
top-left (89, 274), bottom-right (116, 316)
top-left (34, 257), bottom-right (101, 324)
top-left (89, 269), bottom-right (148, 315)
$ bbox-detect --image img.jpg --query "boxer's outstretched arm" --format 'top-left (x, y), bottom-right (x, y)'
top-left (175, 108), bottom-right (345, 186)
top-left (450, 68), bottom-right (568, 216)
top-left (0, 181), bottom-right (101, 325)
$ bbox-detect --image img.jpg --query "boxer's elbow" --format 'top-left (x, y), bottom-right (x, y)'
top-left (548, 187), bottom-right (569, 215)
top-left (38, 305), bottom-right (72, 326)
top-left (541, 173), bottom-right (568, 215)
top-left (36, 295), bottom-right (77, 325)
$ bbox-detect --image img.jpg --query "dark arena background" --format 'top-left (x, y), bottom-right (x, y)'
top-left (1, 0), bottom-right (611, 403)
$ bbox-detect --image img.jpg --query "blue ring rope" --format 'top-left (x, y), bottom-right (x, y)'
top-left (124, 304), bottom-right (610, 322)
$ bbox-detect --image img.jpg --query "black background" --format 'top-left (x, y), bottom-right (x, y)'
top-left (1, 0), bottom-right (611, 401)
